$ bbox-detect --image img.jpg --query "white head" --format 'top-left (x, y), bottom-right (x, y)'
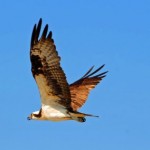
top-left (27, 110), bottom-right (42, 120)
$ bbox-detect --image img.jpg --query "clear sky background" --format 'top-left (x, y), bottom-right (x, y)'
top-left (0, 0), bottom-right (149, 150)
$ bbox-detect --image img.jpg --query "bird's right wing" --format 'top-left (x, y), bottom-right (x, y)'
top-left (30, 19), bottom-right (71, 107)
top-left (69, 65), bottom-right (107, 111)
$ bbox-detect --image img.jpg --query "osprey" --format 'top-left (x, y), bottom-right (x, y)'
top-left (27, 18), bottom-right (107, 122)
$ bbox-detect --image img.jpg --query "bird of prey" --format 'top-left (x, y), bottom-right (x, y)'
top-left (27, 18), bottom-right (107, 122)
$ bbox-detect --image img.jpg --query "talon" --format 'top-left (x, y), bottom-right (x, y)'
top-left (78, 117), bottom-right (86, 122)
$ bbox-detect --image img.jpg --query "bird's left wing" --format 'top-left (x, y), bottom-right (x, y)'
top-left (70, 65), bottom-right (107, 111)
top-left (30, 19), bottom-right (71, 107)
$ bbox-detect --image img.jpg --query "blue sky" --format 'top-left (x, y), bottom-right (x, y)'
top-left (0, 0), bottom-right (150, 150)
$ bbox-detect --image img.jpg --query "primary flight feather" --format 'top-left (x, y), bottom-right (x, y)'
top-left (27, 18), bottom-right (107, 122)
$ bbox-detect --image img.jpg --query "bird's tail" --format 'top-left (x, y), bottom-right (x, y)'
top-left (69, 111), bottom-right (99, 123)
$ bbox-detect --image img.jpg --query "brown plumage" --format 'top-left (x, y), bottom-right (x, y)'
top-left (30, 18), bottom-right (71, 107)
top-left (28, 18), bottom-right (107, 122)
top-left (70, 65), bottom-right (107, 111)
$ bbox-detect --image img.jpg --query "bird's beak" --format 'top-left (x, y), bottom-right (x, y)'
top-left (27, 116), bottom-right (31, 120)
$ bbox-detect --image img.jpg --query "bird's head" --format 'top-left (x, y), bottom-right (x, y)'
top-left (27, 110), bottom-right (41, 120)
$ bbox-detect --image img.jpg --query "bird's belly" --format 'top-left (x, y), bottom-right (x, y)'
top-left (42, 105), bottom-right (71, 121)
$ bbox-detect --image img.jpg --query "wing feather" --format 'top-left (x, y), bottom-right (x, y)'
top-left (70, 65), bottom-right (108, 111)
top-left (30, 19), bottom-right (71, 107)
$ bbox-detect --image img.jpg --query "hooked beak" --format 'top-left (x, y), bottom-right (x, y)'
top-left (27, 116), bottom-right (31, 120)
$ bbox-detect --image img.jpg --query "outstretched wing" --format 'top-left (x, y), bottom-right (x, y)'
top-left (30, 19), bottom-right (71, 107)
top-left (70, 65), bottom-right (107, 111)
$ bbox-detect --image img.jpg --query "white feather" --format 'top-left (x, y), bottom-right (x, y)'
top-left (41, 104), bottom-right (70, 121)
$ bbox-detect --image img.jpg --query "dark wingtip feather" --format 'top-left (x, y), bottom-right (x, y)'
top-left (35, 18), bottom-right (42, 41)
top-left (86, 64), bottom-right (105, 78)
top-left (70, 65), bottom-right (107, 86)
top-left (95, 70), bottom-right (108, 78)
top-left (81, 65), bottom-right (94, 79)
top-left (41, 24), bottom-right (48, 39)
top-left (30, 24), bottom-right (36, 48)
top-left (47, 31), bottom-right (52, 39)
top-left (30, 18), bottom-right (42, 48)
top-left (39, 18), bottom-right (42, 24)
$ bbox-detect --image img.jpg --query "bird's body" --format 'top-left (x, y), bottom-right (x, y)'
top-left (32, 105), bottom-right (71, 121)
top-left (27, 18), bottom-right (107, 122)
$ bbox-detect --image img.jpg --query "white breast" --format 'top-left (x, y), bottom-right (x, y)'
top-left (41, 104), bottom-right (71, 121)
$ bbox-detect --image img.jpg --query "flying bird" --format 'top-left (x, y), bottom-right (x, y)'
top-left (27, 18), bottom-right (107, 122)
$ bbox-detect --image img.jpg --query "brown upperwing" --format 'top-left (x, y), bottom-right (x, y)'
top-left (30, 18), bottom-right (71, 107)
top-left (70, 65), bottom-right (108, 111)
